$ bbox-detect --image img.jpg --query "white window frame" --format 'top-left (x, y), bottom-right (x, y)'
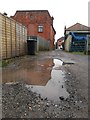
top-left (38, 25), bottom-right (43, 33)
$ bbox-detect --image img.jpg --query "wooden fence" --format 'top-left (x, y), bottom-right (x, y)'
top-left (0, 13), bottom-right (27, 60)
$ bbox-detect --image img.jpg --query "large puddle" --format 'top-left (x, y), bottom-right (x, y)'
top-left (2, 57), bottom-right (69, 102)
top-left (26, 58), bottom-right (69, 101)
top-left (2, 58), bottom-right (53, 85)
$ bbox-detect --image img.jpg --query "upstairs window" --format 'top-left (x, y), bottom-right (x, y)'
top-left (38, 25), bottom-right (43, 33)
top-left (30, 14), bottom-right (33, 21)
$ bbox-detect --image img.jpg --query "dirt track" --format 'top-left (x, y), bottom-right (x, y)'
top-left (2, 50), bottom-right (89, 118)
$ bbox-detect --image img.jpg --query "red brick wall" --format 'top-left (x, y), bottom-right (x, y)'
top-left (50, 26), bottom-right (55, 48)
top-left (11, 11), bottom-right (55, 49)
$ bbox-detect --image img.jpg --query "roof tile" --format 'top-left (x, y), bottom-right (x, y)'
top-left (66, 23), bottom-right (90, 31)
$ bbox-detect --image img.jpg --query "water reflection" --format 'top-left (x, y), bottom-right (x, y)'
top-left (26, 58), bottom-right (69, 101)
top-left (2, 58), bottom-right (53, 85)
top-left (53, 59), bottom-right (63, 70)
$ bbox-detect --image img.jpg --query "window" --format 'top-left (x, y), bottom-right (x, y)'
top-left (30, 14), bottom-right (33, 21)
top-left (38, 25), bottom-right (43, 32)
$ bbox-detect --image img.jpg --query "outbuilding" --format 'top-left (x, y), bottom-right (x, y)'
top-left (64, 23), bottom-right (90, 52)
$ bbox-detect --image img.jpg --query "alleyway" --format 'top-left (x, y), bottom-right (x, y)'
top-left (2, 50), bottom-right (88, 118)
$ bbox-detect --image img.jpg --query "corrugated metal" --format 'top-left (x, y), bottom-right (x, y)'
top-left (0, 13), bottom-right (27, 60)
top-left (37, 36), bottom-right (50, 51)
top-left (27, 36), bottom-right (50, 54)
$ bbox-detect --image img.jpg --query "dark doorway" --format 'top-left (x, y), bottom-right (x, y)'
top-left (27, 40), bottom-right (37, 55)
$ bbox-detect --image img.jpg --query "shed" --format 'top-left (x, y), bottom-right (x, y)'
top-left (64, 23), bottom-right (90, 52)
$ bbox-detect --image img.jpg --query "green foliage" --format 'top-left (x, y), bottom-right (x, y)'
top-left (0, 60), bottom-right (9, 67)
top-left (0, 61), bottom-right (2, 67)
top-left (70, 52), bottom-right (85, 55)
top-left (0, 57), bottom-right (16, 67)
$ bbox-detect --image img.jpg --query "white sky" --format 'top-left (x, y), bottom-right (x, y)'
top-left (0, 0), bottom-right (89, 41)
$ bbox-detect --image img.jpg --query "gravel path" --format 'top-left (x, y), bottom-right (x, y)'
top-left (2, 50), bottom-right (89, 119)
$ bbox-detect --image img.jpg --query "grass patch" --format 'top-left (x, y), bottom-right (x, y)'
top-left (0, 60), bottom-right (10, 67)
top-left (0, 61), bottom-right (2, 67)
top-left (0, 57), bottom-right (16, 67)
top-left (70, 52), bottom-right (85, 55)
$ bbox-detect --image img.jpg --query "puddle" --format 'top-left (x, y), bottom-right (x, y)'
top-left (53, 59), bottom-right (63, 70)
top-left (2, 58), bottom-right (53, 85)
top-left (25, 58), bottom-right (69, 102)
top-left (3, 58), bottom-right (69, 102)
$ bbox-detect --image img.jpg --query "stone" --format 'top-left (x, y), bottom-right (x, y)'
top-left (79, 101), bottom-right (82, 103)
top-left (61, 85), bottom-right (63, 88)
top-left (46, 103), bottom-right (49, 107)
top-left (55, 104), bottom-right (58, 107)
top-left (75, 101), bottom-right (78, 103)
top-left (29, 106), bottom-right (32, 111)
top-left (68, 72), bottom-right (71, 75)
top-left (59, 96), bottom-right (64, 100)
top-left (44, 97), bottom-right (47, 100)
top-left (24, 113), bottom-right (27, 116)
top-left (41, 98), bottom-right (43, 100)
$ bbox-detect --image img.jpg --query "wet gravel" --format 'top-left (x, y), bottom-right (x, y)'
top-left (2, 50), bottom-right (89, 119)
top-left (2, 82), bottom-right (86, 118)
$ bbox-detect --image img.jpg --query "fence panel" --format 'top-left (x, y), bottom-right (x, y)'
top-left (0, 13), bottom-right (27, 60)
top-left (11, 20), bottom-right (16, 57)
top-left (16, 23), bottom-right (20, 56)
top-left (22, 27), bottom-right (27, 55)
top-left (1, 14), bottom-right (6, 59)
top-left (6, 17), bottom-right (11, 58)
top-left (0, 14), bottom-right (2, 60)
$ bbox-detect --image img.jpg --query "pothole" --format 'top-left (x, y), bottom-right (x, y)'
top-left (3, 58), bottom-right (70, 102)
top-left (25, 58), bottom-right (69, 102)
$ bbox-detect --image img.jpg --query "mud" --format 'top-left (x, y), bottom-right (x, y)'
top-left (2, 50), bottom-right (88, 118)
top-left (2, 58), bottom-right (53, 85)
top-left (2, 57), bottom-right (69, 102)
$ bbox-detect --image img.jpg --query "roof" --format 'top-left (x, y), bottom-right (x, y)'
top-left (57, 37), bottom-right (64, 41)
top-left (66, 23), bottom-right (90, 31)
top-left (14, 10), bottom-right (52, 18)
top-left (16, 10), bottom-right (49, 12)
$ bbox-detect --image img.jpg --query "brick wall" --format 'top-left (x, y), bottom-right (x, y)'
top-left (11, 10), bottom-right (56, 49)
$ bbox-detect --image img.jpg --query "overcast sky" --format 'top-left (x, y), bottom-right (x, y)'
top-left (0, 0), bottom-right (89, 41)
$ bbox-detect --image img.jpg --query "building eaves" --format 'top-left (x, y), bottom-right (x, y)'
top-left (15, 10), bottom-right (52, 18)
top-left (57, 37), bottom-right (64, 41)
top-left (66, 23), bottom-right (90, 31)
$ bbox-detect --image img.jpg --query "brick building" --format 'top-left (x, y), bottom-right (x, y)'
top-left (11, 10), bottom-right (56, 49)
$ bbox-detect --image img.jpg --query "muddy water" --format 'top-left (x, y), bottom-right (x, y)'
top-left (2, 57), bottom-right (69, 101)
top-left (2, 58), bottom-right (53, 85)
top-left (25, 58), bottom-right (69, 102)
